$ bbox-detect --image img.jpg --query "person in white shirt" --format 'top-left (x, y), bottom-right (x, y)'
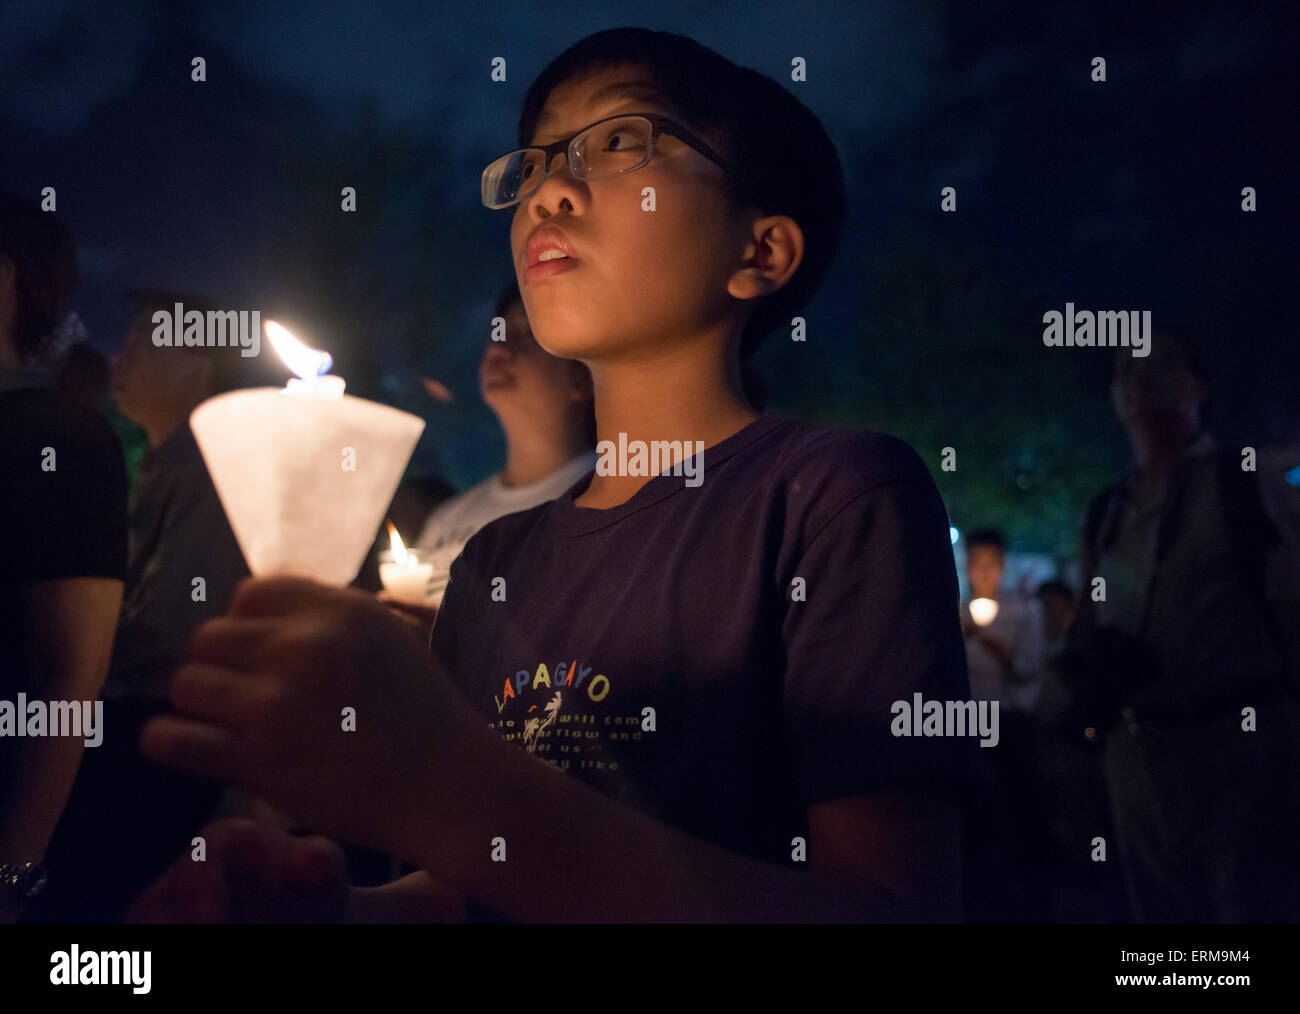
top-left (959, 527), bottom-right (1048, 920)
top-left (413, 281), bottom-right (596, 610)
top-left (961, 529), bottom-right (1043, 715)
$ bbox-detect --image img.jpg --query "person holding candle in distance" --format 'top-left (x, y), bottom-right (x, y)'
top-left (958, 527), bottom-right (1045, 922)
top-left (134, 28), bottom-right (974, 923)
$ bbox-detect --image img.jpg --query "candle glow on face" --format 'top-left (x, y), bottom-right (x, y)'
top-left (969, 597), bottom-right (999, 626)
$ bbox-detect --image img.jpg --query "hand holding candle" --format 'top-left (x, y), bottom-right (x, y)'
top-left (140, 576), bottom-right (493, 861)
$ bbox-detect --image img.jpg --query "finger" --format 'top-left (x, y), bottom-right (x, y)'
top-left (139, 714), bottom-right (250, 786)
top-left (188, 616), bottom-right (285, 671)
top-left (170, 663), bottom-right (275, 727)
top-left (228, 575), bottom-right (342, 619)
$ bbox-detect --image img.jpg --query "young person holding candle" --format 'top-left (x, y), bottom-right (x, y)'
top-left (134, 28), bottom-right (974, 923)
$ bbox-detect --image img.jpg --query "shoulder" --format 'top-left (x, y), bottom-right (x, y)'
top-left (763, 417), bottom-right (933, 488)
top-left (1, 389), bottom-right (124, 478)
top-left (418, 474), bottom-right (495, 535)
top-left (754, 418), bottom-right (945, 535)
top-left (438, 473), bottom-right (502, 517)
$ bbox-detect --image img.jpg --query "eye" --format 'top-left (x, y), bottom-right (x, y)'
top-left (603, 129), bottom-right (644, 152)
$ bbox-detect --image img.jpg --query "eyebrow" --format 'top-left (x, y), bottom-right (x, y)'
top-left (534, 81), bottom-right (672, 136)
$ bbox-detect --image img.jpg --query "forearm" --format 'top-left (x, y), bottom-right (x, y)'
top-left (406, 743), bottom-right (904, 923)
top-left (0, 735), bottom-right (89, 862)
top-left (4, 580), bottom-right (120, 861)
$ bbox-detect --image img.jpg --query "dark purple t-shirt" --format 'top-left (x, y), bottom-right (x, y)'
top-left (429, 414), bottom-right (973, 865)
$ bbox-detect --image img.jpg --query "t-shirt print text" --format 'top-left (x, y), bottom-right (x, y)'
top-left (488, 659), bottom-right (646, 772)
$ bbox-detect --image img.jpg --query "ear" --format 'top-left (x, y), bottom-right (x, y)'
top-left (726, 215), bottom-right (804, 303)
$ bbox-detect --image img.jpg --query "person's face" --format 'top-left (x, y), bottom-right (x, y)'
top-left (111, 310), bottom-right (207, 426)
top-left (1110, 347), bottom-right (1203, 430)
top-left (508, 64), bottom-right (744, 363)
top-left (966, 546), bottom-right (1004, 600)
top-left (479, 302), bottom-right (587, 418)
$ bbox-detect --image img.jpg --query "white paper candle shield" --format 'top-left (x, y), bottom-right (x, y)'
top-left (191, 388), bottom-right (425, 586)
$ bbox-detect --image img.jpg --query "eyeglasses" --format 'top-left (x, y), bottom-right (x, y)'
top-left (481, 113), bottom-right (732, 210)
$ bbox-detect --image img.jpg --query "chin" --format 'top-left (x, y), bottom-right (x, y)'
top-left (529, 327), bottom-right (594, 361)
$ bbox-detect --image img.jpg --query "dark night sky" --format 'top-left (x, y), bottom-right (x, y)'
top-left (2, 0), bottom-right (1296, 552)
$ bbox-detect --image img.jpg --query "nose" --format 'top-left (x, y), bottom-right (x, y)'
top-left (524, 149), bottom-right (584, 218)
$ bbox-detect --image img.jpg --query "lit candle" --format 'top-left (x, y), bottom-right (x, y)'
top-left (968, 597), bottom-right (999, 627)
top-left (190, 320), bottom-right (425, 586)
top-left (264, 321), bottom-right (347, 398)
top-left (378, 522), bottom-right (435, 603)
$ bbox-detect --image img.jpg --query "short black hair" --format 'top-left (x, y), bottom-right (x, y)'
top-left (964, 528), bottom-right (1006, 554)
top-left (0, 194), bottom-right (79, 362)
top-left (126, 286), bottom-right (253, 396)
top-left (1112, 324), bottom-right (1212, 386)
top-left (516, 28), bottom-right (846, 364)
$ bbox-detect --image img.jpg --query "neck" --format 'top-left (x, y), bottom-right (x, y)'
top-left (139, 402), bottom-right (198, 449)
top-left (578, 334), bottom-right (758, 507)
top-left (497, 410), bottom-right (588, 488)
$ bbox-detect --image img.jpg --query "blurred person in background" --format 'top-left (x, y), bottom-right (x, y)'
top-left (0, 195), bottom-right (125, 922)
top-left (959, 528), bottom-right (1047, 920)
top-left (26, 288), bottom-right (259, 922)
top-left (1064, 330), bottom-right (1300, 922)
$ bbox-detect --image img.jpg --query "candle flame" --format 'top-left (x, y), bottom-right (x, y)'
top-left (385, 519), bottom-right (410, 564)
top-left (265, 320), bottom-right (333, 379)
top-left (969, 597), bottom-right (999, 627)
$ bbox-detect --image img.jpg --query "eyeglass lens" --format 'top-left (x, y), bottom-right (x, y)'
top-left (485, 116), bottom-right (653, 208)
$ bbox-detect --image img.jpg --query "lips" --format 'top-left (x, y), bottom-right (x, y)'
top-left (524, 258), bottom-right (579, 284)
top-left (525, 226), bottom-right (579, 268)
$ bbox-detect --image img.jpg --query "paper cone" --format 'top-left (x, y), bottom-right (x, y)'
top-left (191, 388), bottom-right (425, 586)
